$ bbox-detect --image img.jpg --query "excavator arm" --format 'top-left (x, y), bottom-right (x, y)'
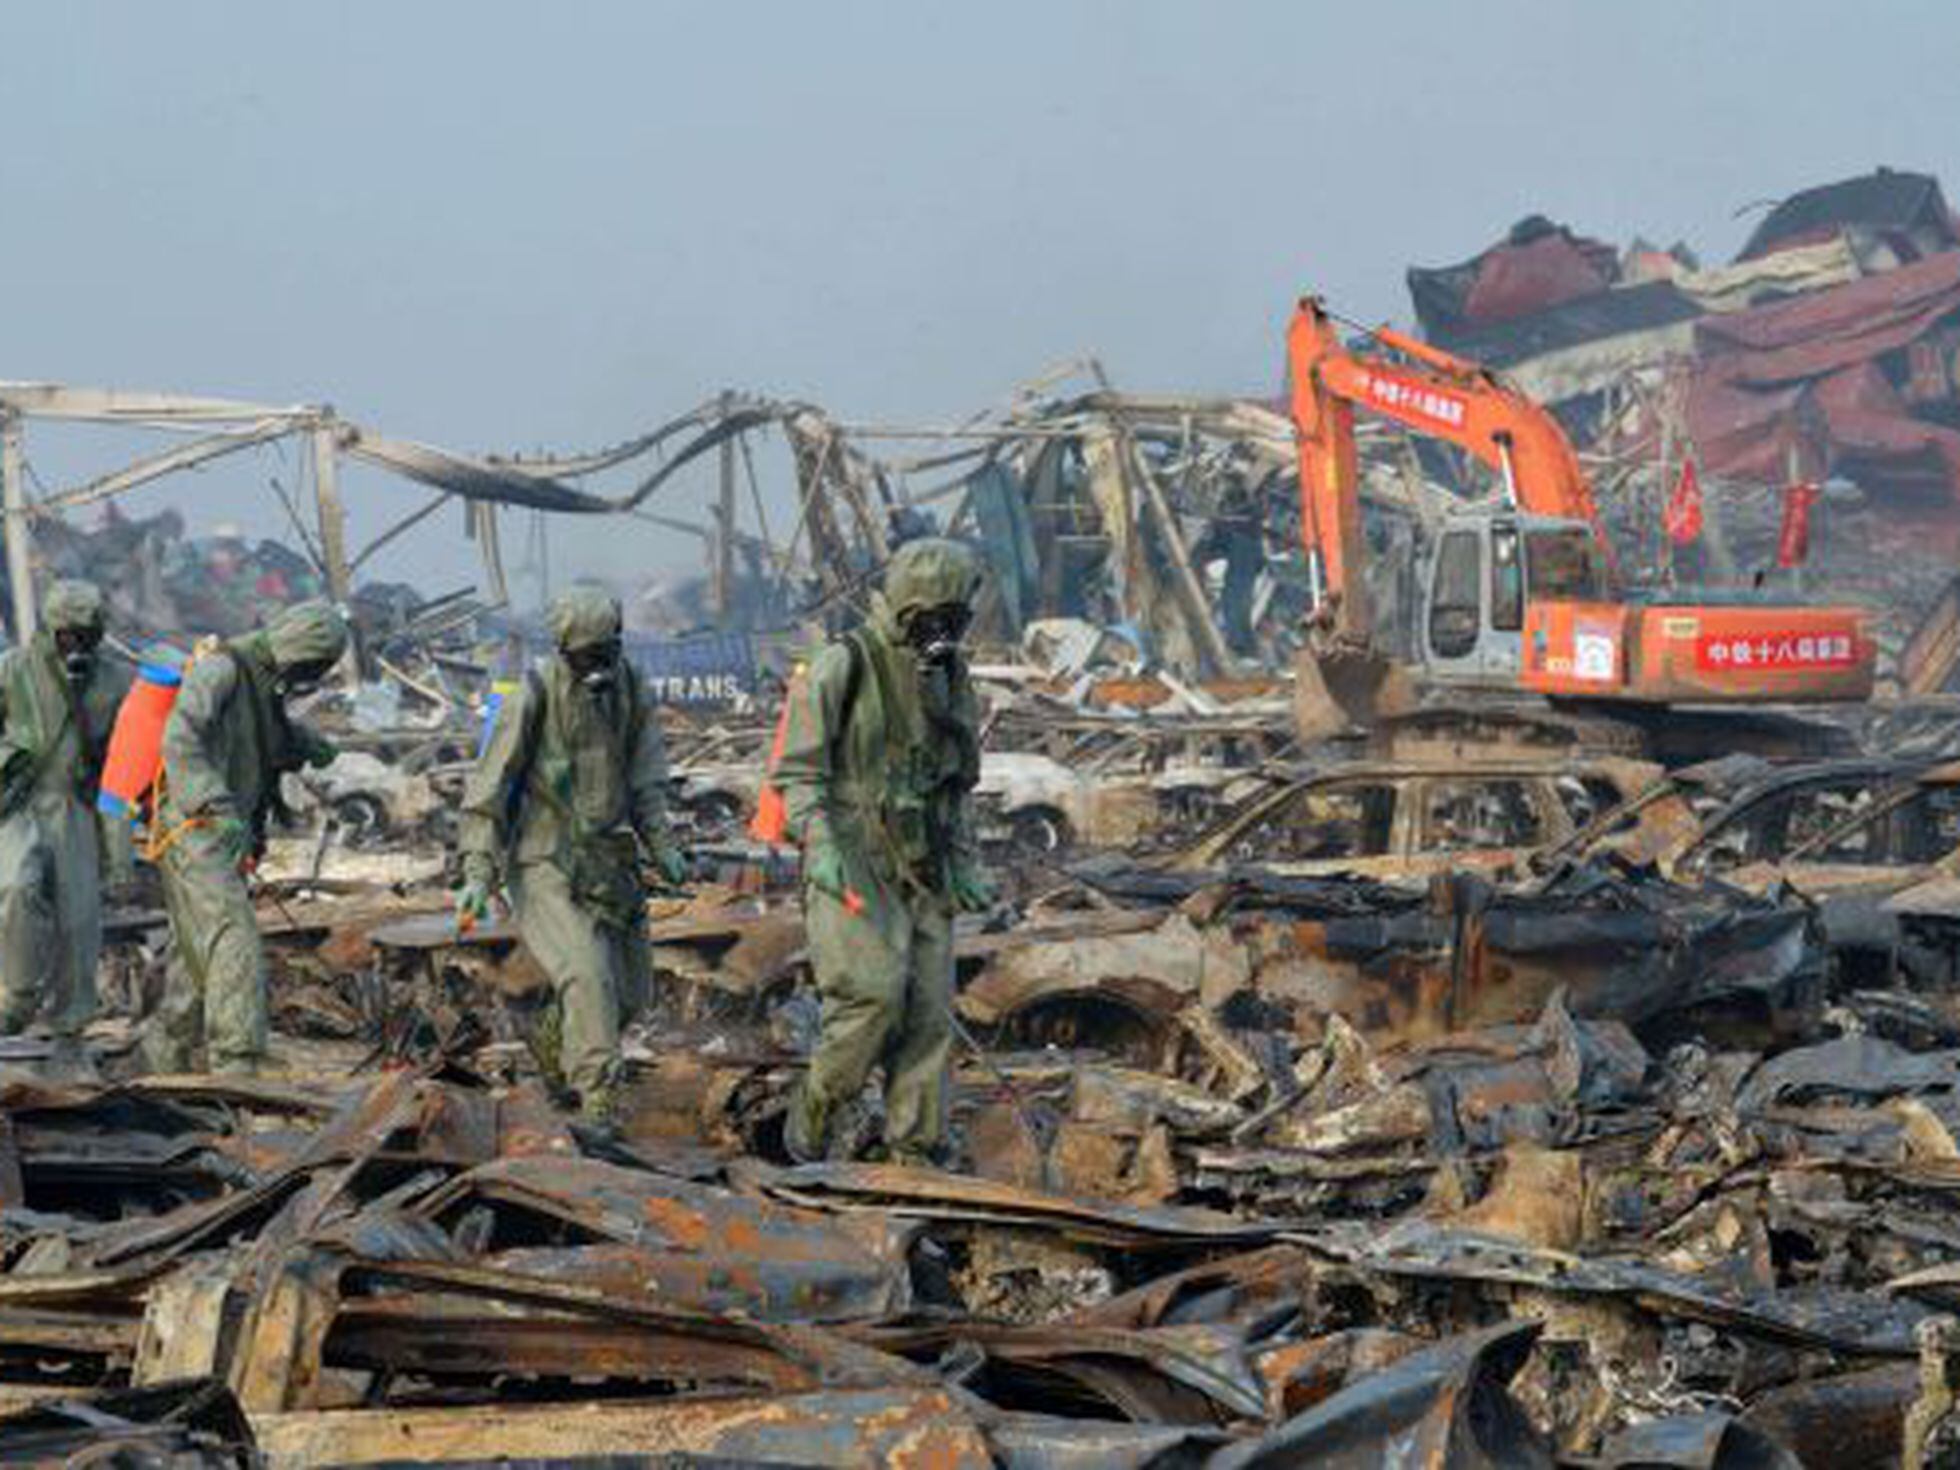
top-left (1287, 301), bottom-right (1367, 642)
top-left (1289, 295), bottom-right (1600, 635)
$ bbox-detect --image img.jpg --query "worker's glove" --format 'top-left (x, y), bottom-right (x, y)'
top-left (948, 861), bottom-right (998, 914)
top-left (647, 842), bottom-right (690, 888)
top-left (455, 880), bottom-right (493, 930)
top-left (455, 853), bottom-right (500, 929)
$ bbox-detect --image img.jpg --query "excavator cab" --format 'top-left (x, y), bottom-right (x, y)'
top-left (1295, 510), bottom-right (1611, 739)
top-left (1420, 512), bottom-right (1606, 685)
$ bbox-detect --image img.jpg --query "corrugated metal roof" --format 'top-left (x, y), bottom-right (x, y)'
top-left (1441, 280), bottom-right (1703, 367)
top-left (1739, 168), bottom-right (1953, 262)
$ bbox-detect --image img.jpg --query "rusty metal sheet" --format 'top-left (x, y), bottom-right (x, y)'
top-left (1210, 1320), bottom-right (1550, 1469)
top-left (1737, 1363), bottom-right (1916, 1470)
top-left (1328, 1221), bottom-right (1935, 1358)
top-left (870, 1319), bottom-right (1268, 1422)
top-left (1595, 1411), bottom-right (1804, 1469)
top-left (981, 1412), bottom-right (1232, 1468)
top-left (0, 1378), bottom-right (254, 1466)
top-left (89, 1069), bottom-right (426, 1272)
top-left (1253, 1328), bottom-right (1425, 1422)
top-left (339, 1256), bottom-right (928, 1393)
top-left (1690, 249), bottom-right (1960, 487)
top-left (753, 1161), bottom-right (1282, 1247)
top-left (0, 1303), bottom-right (139, 1358)
top-left (326, 1297), bottom-right (820, 1394)
top-left (414, 1153), bottom-right (913, 1322)
top-left (251, 1386), bottom-right (992, 1468)
top-left (1069, 1244), bottom-right (1317, 1331)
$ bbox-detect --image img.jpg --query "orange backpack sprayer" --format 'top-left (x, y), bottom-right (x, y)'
top-left (96, 655), bottom-right (185, 822)
top-left (97, 639), bottom-right (218, 857)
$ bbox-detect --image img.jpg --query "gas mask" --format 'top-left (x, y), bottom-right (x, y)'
top-left (275, 659), bottom-right (335, 699)
top-left (563, 638), bottom-right (622, 695)
top-left (900, 602), bottom-right (971, 667)
top-left (54, 626), bottom-right (101, 682)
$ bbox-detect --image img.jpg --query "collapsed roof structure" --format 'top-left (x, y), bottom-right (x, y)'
top-left (1406, 168), bottom-right (1960, 538)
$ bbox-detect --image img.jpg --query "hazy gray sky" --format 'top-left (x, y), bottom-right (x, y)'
top-left (6, 1), bottom-right (1955, 599)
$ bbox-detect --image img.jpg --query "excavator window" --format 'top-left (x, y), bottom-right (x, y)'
top-left (1491, 524), bottom-right (1524, 632)
top-left (1525, 528), bottom-right (1606, 602)
top-left (1430, 531), bottom-right (1481, 659)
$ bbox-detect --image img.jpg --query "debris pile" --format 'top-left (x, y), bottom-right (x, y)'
top-left (16, 758), bottom-right (1960, 1465)
top-left (34, 506), bottom-right (329, 640)
top-left (1408, 168), bottom-right (1960, 510)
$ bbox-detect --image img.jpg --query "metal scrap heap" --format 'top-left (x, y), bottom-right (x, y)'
top-left (7, 800), bottom-right (1960, 1467)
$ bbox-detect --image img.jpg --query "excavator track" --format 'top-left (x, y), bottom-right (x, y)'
top-left (1338, 689), bottom-right (1858, 768)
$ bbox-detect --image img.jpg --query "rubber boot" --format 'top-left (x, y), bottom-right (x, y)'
top-left (783, 1080), bottom-right (829, 1164)
top-left (578, 1079), bottom-right (622, 1138)
top-left (527, 996), bottom-right (569, 1100)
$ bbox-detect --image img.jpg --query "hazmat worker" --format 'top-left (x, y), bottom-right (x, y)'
top-left (145, 599), bottom-right (348, 1075)
top-left (0, 580), bottom-right (130, 1060)
top-left (456, 585), bottom-right (685, 1127)
top-left (776, 537), bottom-right (993, 1167)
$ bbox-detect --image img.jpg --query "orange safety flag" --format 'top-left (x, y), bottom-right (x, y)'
top-left (746, 669), bottom-right (865, 915)
top-left (1665, 458), bottom-right (1704, 546)
top-left (1777, 481), bottom-right (1820, 567)
top-left (748, 667), bottom-right (800, 845)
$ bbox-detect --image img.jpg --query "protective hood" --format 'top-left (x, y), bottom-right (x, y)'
top-left (42, 580), bottom-right (105, 633)
top-left (265, 599), bottom-right (350, 672)
top-left (548, 585), bottom-right (623, 652)
top-left (881, 538), bottom-right (983, 621)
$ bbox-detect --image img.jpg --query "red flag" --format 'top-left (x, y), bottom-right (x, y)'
top-left (1665, 458), bottom-right (1704, 546)
top-left (1777, 482), bottom-right (1820, 567)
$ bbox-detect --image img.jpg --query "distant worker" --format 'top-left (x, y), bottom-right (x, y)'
top-left (145, 599), bottom-right (348, 1075)
top-left (0, 581), bottom-right (130, 1063)
top-left (456, 585), bottom-right (686, 1128)
top-left (775, 538), bottom-right (993, 1167)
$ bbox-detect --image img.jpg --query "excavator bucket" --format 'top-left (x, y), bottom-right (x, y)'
top-left (1292, 642), bottom-right (1414, 743)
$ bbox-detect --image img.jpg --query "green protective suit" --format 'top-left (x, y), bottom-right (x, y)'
top-left (147, 600), bottom-right (346, 1073)
top-left (776, 538), bottom-right (986, 1162)
top-left (457, 585), bottom-right (675, 1104)
top-left (0, 582), bottom-right (130, 1037)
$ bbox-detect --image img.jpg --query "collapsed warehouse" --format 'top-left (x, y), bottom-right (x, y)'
top-left (15, 170), bottom-right (1960, 1467)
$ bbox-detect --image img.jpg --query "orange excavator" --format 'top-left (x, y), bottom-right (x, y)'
top-left (1286, 296), bottom-right (1875, 739)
